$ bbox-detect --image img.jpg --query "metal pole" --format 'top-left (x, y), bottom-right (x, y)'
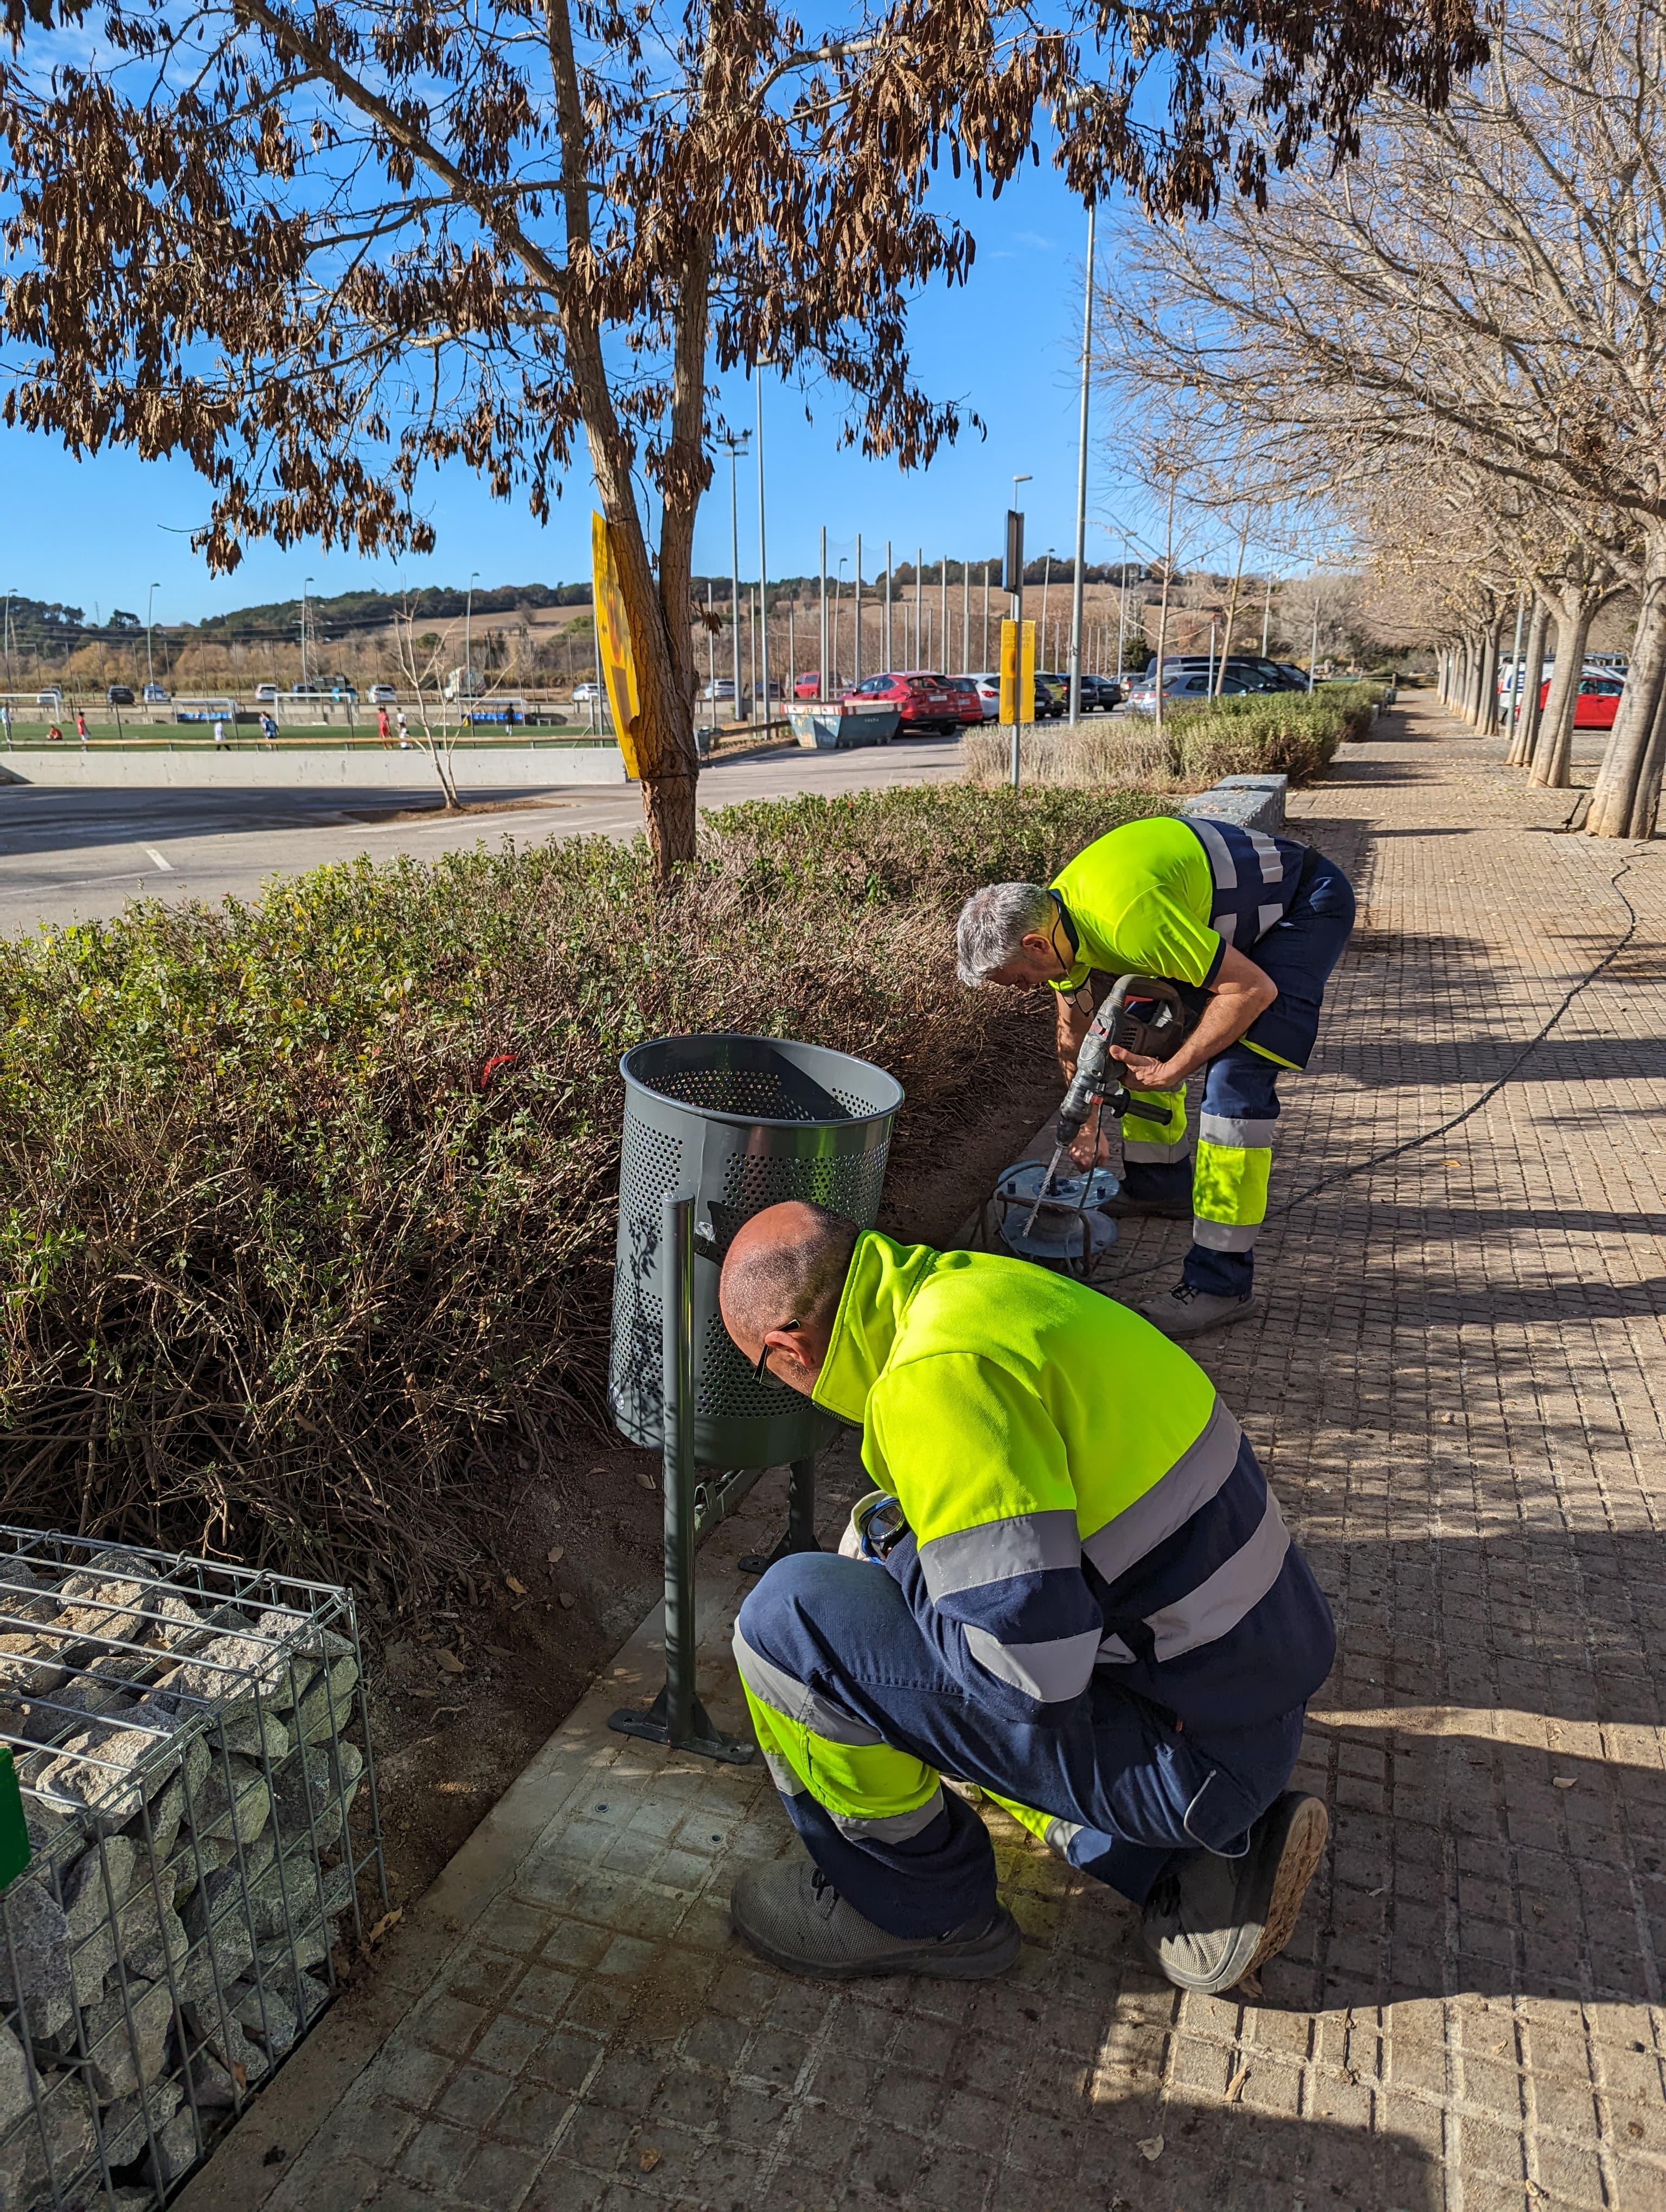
top-left (756, 372), bottom-right (770, 732)
top-left (854, 533), bottom-right (863, 687)
top-left (302, 577), bottom-right (312, 685)
top-left (748, 587), bottom-right (758, 724)
top-left (915, 545), bottom-right (924, 665)
top-left (1069, 202), bottom-right (1095, 723)
top-left (146, 582), bottom-right (159, 689)
top-left (608, 1193), bottom-right (752, 1762)
top-left (983, 562), bottom-right (990, 668)
top-left (939, 556), bottom-right (947, 669)
top-left (707, 578), bottom-right (715, 697)
top-left (661, 1193), bottom-right (696, 1742)
top-left (819, 527), bottom-right (828, 700)
top-left (885, 541), bottom-right (893, 670)
top-left (1308, 591), bottom-right (1320, 691)
top-left (1261, 574), bottom-right (1273, 659)
top-left (723, 430), bottom-right (748, 716)
top-left (466, 569), bottom-right (478, 695)
top-left (960, 560), bottom-right (969, 674)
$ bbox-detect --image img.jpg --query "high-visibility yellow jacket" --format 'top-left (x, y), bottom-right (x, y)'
top-left (812, 1232), bottom-right (1334, 1729)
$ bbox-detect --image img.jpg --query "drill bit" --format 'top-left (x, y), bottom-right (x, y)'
top-left (1020, 1141), bottom-right (1069, 1238)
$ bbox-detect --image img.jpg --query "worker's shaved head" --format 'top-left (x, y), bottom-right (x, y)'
top-left (720, 1202), bottom-right (859, 1378)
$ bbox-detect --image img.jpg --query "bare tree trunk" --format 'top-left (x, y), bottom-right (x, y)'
top-left (1531, 596), bottom-right (1595, 787)
top-left (1476, 626), bottom-right (1500, 732)
top-left (1624, 671), bottom-right (1666, 839)
top-left (1507, 597), bottom-right (1548, 768)
top-left (1588, 570), bottom-right (1666, 835)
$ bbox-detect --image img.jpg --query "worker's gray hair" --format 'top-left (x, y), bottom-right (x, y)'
top-left (956, 882), bottom-right (1055, 987)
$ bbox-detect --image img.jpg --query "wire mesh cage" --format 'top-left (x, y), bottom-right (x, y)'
top-left (609, 1033), bottom-right (904, 1468)
top-left (0, 1529), bottom-right (385, 2209)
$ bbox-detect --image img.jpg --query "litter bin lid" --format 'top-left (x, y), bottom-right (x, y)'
top-left (620, 1033), bottom-right (902, 1132)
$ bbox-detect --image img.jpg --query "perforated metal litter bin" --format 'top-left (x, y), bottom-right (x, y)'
top-left (609, 1033), bottom-right (904, 1469)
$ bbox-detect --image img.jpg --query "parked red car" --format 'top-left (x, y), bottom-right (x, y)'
top-left (794, 671), bottom-right (846, 699)
top-left (840, 670), bottom-right (963, 735)
top-left (940, 676), bottom-right (985, 729)
top-left (1540, 673), bottom-right (1625, 729)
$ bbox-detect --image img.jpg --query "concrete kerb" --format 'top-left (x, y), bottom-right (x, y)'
top-left (170, 1495), bottom-right (776, 2212)
top-left (0, 745), bottom-right (627, 790)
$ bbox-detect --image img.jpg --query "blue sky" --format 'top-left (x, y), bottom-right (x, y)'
top-left (1, 162), bottom-right (1169, 626)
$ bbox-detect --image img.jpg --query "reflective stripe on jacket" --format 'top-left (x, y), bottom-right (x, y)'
top-left (811, 1234), bottom-right (1336, 1731)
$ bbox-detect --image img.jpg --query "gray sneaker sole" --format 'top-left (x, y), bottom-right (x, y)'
top-left (731, 1901), bottom-right (1023, 1983)
top-left (1239, 1795), bottom-right (1329, 1985)
top-left (1145, 1294), bottom-right (1261, 1340)
top-left (1143, 1792), bottom-right (1329, 1995)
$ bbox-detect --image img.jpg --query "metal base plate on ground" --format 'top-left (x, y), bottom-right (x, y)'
top-left (991, 1160), bottom-right (1119, 1272)
top-left (607, 1683), bottom-right (755, 1764)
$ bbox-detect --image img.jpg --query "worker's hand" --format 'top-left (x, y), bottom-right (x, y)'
top-left (1065, 1102), bottom-right (1112, 1172)
top-left (1108, 1043), bottom-right (1180, 1091)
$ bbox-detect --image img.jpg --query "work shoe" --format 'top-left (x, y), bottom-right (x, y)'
top-left (1139, 1282), bottom-right (1260, 1338)
top-left (731, 1859), bottom-right (1021, 1982)
top-left (1140, 1792), bottom-right (1329, 1995)
top-left (1098, 1190), bottom-right (1192, 1220)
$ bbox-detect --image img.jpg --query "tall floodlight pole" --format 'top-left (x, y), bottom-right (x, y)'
top-left (854, 532), bottom-right (863, 686)
top-left (1068, 201), bottom-right (1095, 723)
top-left (836, 557), bottom-right (847, 679)
top-left (1115, 548), bottom-right (1129, 677)
top-left (1041, 550), bottom-right (1054, 664)
top-left (1261, 574), bottom-right (1273, 658)
top-left (465, 568), bottom-right (479, 692)
top-left (755, 371), bottom-right (771, 730)
top-left (939, 556), bottom-right (947, 670)
top-left (914, 544), bottom-right (924, 665)
top-left (1308, 588), bottom-right (1321, 691)
top-left (960, 561), bottom-right (969, 673)
top-left (983, 562), bottom-right (991, 667)
top-left (819, 526), bottom-right (829, 701)
top-left (885, 541), bottom-right (893, 670)
top-left (720, 428), bottom-right (749, 716)
top-left (302, 575), bottom-right (314, 684)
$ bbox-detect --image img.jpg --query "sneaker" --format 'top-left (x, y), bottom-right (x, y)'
top-left (1140, 1791), bottom-right (1329, 1994)
top-left (731, 1859), bottom-right (1022, 1982)
top-left (1139, 1282), bottom-right (1260, 1338)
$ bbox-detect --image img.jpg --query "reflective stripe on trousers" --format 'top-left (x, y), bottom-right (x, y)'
top-left (1191, 1108), bottom-right (1276, 1251)
top-left (734, 1625), bottom-right (947, 1843)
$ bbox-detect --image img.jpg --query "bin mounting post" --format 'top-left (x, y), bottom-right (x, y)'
top-left (610, 1192), bottom-right (754, 1763)
top-left (738, 1457), bottom-right (821, 1576)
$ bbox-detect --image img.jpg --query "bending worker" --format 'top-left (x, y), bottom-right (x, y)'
top-left (721, 1201), bottom-right (1334, 1988)
top-left (954, 812), bottom-right (1355, 1337)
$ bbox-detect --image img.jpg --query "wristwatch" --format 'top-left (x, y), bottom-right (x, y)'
top-left (855, 1494), bottom-right (909, 1561)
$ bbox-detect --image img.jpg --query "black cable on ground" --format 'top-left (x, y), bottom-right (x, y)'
top-left (1081, 859), bottom-right (1642, 1295)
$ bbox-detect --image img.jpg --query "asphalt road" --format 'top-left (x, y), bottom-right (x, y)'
top-left (0, 735), bottom-right (966, 934)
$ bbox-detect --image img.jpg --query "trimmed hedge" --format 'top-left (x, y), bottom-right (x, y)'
top-left (0, 783), bottom-right (1168, 1597)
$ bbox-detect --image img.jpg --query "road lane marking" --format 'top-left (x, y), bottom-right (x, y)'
top-left (144, 847), bottom-right (173, 871)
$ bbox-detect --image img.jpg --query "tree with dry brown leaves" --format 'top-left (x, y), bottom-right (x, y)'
top-left (0, 0), bottom-right (1485, 869)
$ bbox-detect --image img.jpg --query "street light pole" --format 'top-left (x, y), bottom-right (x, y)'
top-left (885, 541), bottom-right (893, 670)
top-left (146, 581), bottom-right (161, 690)
top-left (755, 372), bottom-right (770, 730)
top-left (465, 569), bottom-right (479, 695)
top-left (1261, 574), bottom-right (1273, 658)
top-left (302, 576), bottom-right (314, 685)
top-left (854, 532), bottom-right (862, 688)
top-left (914, 544), bottom-right (924, 664)
top-left (1041, 549), bottom-right (1054, 663)
top-left (1068, 199), bottom-right (1095, 724)
top-left (819, 526), bottom-right (829, 702)
top-left (720, 428), bottom-right (749, 718)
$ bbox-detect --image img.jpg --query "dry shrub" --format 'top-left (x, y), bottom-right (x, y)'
top-left (965, 692), bottom-right (1355, 790)
top-left (0, 782), bottom-right (1165, 1600)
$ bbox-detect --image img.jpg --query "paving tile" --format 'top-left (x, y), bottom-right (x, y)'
top-left (193, 706), bottom-right (1666, 2212)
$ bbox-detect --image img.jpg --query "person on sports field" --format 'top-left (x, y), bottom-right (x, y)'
top-left (954, 813), bottom-right (1355, 1338)
top-left (720, 1202), bottom-right (1334, 1989)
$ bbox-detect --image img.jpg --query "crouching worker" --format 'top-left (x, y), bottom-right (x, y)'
top-left (720, 1201), bottom-right (1335, 1989)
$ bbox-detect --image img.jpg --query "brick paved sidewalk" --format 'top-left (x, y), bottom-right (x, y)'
top-left (181, 700), bottom-right (1666, 2212)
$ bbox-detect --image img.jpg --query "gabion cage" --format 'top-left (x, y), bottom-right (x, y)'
top-left (0, 1529), bottom-right (385, 2209)
top-left (609, 1033), bottom-right (904, 1469)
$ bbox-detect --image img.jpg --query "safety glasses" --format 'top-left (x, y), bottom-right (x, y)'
top-left (751, 1319), bottom-right (801, 1382)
